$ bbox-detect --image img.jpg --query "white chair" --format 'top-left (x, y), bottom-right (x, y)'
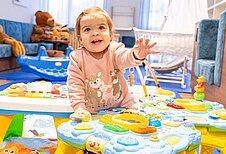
top-left (133, 27), bottom-right (194, 88)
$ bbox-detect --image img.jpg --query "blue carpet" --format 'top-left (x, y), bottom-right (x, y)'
top-left (0, 70), bottom-right (65, 91)
top-left (0, 67), bottom-right (192, 94)
top-left (124, 66), bottom-right (192, 93)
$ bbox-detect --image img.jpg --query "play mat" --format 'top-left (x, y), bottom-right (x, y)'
top-left (0, 80), bottom-right (226, 153)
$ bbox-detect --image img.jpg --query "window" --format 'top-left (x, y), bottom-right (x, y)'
top-left (40, 0), bottom-right (104, 27)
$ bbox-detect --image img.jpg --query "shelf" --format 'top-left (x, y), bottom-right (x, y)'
top-left (208, 0), bottom-right (226, 19)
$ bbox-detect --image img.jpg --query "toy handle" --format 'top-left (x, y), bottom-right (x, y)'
top-left (143, 60), bottom-right (160, 88)
top-left (64, 46), bottom-right (73, 58)
top-left (135, 66), bottom-right (148, 97)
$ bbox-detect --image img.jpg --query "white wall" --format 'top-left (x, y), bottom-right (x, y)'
top-left (0, 0), bottom-right (40, 23)
top-left (0, 0), bottom-right (139, 37)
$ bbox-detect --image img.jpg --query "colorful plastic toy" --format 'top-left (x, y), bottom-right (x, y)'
top-left (174, 99), bottom-right (207, 112)
top-left (57, 109), bottom-right (201, 154)
top-left (0, 81), bottom-right (68, 99)
top-left (17, 46), bottom-right (73, 81)
top-left (134, 60), bottom-right (175, 98)
top-left (194, 76), bottom-right (205, 101)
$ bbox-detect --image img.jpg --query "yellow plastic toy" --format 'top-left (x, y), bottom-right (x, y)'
top-left (154, 88), bottom-right (175, 97)
top-left (212, 110), bottom-right (226, 120)
top-left (111, 113), bottom-right (148, 130)
top-left (194, 76), bottom-right (205, 101)
top-left (134, 60), bottom-right (175, 98)
top-left (174, 99), bottom-right (207, 112)
top-left (99, 113), bottom-right (148, 130)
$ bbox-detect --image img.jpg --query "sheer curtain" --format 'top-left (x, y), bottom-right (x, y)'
top-left (39, 0), bottom-right (105, 28)
top-left (162, 0), bottom-right (208, 33)
top-left (139, 0), bottom-right (169, 30)
top-left (139, 0), bottom-right (208, 33)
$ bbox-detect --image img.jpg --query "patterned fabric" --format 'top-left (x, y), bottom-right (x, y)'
top-left (5, 20), bottom-right (23, 42)
top-left (196, 19), bottom-right (219, 60)
top-left (23, 43), bottom-right (54, 55)
top-left (0, 18), bottom-right (54, 58)
top-left (23, 43), bottom-right (39, 55)
top-left (195, 59), bottom-right (215, 85)
top-left (0, 44), bottom-right (12, 58)
top-left (0, 19), bottom-right (6, 32)
top-left (21, 23), bottom-right (34, 43)
top-left (214, 10), bottom-right (226, 86)
top-left (194, 14), bottom-right (226, 86)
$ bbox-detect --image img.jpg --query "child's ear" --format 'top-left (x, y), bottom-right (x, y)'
top-left (110, 33), bottom-right (114, 41)
top-left (77, 35), bottom-right (82, 44)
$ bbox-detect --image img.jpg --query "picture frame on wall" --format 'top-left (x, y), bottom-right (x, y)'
top-left (13, 0), bottom-right (28, 8)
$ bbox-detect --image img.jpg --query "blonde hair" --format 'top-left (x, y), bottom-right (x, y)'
top-left (75, 6), bottom-right (114, 40)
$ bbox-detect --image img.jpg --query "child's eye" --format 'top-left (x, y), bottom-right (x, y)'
top-left (99, 26), bottom-right (105, 30)
top-left (84, 28), bottom-right (91, 32)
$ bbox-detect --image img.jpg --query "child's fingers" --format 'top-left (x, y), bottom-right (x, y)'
top-left (147, 42), bottom-right (157, 48)
top-left (136, 37), bottom-right (144, 44)
top-left (138, 37), bottom-right (143, 42)
top-left (145, 38), bottom-right (150, 45)
top-left (148, 49), bottom-right (160, 54)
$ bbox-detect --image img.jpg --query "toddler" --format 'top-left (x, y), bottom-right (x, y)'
top-left (67, 6), bottom-right (159, 118)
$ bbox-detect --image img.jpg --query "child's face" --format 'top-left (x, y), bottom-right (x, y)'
top-left (79, 14), bottom-right (111, 53)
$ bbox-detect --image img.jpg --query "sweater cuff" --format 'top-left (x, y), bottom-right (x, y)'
top-left (133, 51), bottom-right (146, 61)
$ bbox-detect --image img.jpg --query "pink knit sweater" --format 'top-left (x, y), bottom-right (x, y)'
top-left (67, 41), bottom-right (142, 113)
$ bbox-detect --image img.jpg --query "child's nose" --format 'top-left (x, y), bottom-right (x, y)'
top-left (92, 31), bottom-right (100, 36)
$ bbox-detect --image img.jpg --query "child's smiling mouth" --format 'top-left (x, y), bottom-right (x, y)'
top-left (91, 39), bottom-right (103, 44)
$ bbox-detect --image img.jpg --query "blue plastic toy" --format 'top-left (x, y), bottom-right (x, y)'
top-left (17, 46), bottom-right (73, 81)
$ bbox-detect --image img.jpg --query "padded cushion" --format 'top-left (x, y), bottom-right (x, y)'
top-left (5, 20), bottom-right (23, 42)
top-left (23, 43), bottom-right (54, 55)
top-left (214, 10), bottom-right (226, 86)
top-left (23, 43), bottom-right (39, 55)
top-left (0, 44), bottom-right (12, 58)
top-left (21, 23), bottom-right (34, 43)
top-left (196, 19), bottom-right (219, 60)
top-left (195, 59), bottom-right (215, 85)
top-left (0, 19), bottom-right (6, 32)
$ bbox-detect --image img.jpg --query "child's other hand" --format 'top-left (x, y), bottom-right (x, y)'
top-left (133, 38), bottom-right (159, 60)
top-left (70, 108), bottom-right (91, 122)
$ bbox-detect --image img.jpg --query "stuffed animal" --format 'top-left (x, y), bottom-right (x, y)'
top-left (35, 10), bottom-right (61, 27)
top-left (31, 11), bottom-right (70, 43)
top-left (0, 25), bottom-right (25, 57)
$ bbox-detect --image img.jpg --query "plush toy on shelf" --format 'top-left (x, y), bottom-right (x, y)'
top-left (35, 10), bottom-right (61, 28)
top-left (31, 10), bottom-right (70, 43)
top-left (0, 25), bottom-right (25, 57)
top-left (194, 76), bottom-right (205, 101)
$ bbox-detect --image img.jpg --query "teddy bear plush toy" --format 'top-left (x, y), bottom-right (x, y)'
top-left (0, 25), bottom-right (25, 56)
top-left (31, 10), bottom-right (70, 43)
top-left (35, 10), bottom-right (60, 27)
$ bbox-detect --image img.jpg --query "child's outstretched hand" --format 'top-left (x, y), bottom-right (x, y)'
top-left (70, 108), bottom-right (91, 122)
top-left (133, 38), bottom-right (159, 60)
